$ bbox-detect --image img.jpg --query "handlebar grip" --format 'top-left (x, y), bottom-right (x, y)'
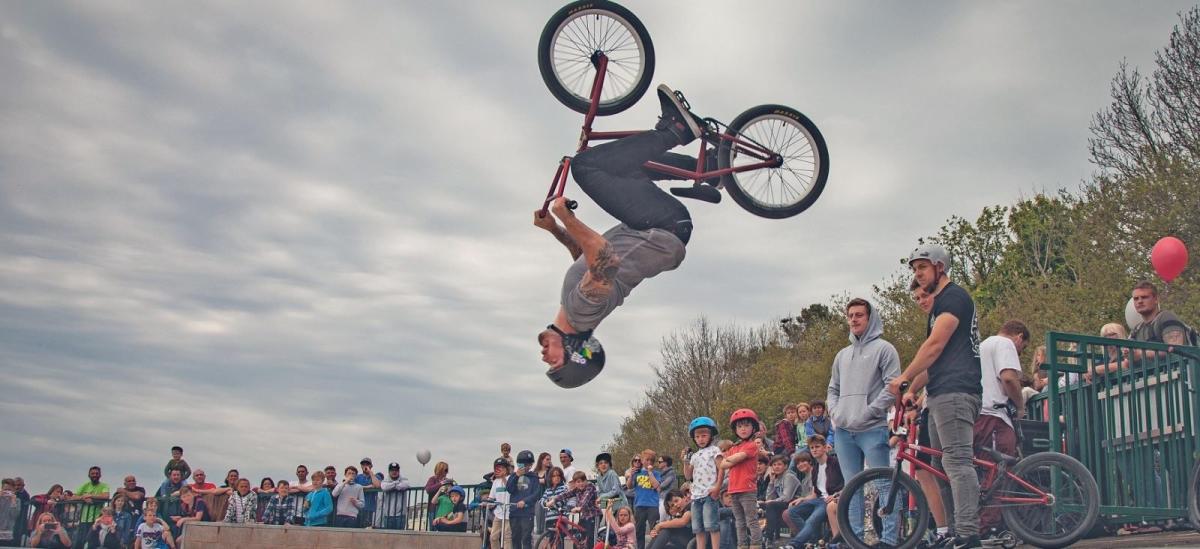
top-left (566, 200), bottom-right (578, 210)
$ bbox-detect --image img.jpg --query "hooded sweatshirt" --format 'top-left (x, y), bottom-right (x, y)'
top-left (827, 300), bottom-right (901, 433)
top-left (595, 467), bottom-right (627, 508)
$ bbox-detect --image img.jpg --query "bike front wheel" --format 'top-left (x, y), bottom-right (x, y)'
top-left (534, 529), bottom-right (564, 549)
top-left (836, 467), bottom-right (930, 549)
top-left (998, 452), bottom-right (1099, 548)
top-left (537, 0), bottom-right (655, 116)
top-left (718, 104), bottom-right (829, 219)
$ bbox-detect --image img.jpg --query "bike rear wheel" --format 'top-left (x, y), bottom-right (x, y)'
top-left (998, 452), bottom-right (1099, 548)
top-left (537, 0), bottom-right (655, 116)
top-left (718, 104), bottom-right (829, 219)
top-left (836, 467), bottom-right (930, 549)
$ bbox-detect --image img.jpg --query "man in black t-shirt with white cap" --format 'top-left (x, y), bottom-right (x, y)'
top-left (888, 244), bottom-right (983, 549)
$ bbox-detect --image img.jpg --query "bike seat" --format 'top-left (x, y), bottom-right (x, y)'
top-left (979, 447), bottom-right (1019, 466)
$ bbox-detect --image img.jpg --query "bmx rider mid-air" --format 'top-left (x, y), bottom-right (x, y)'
top-left (535, 85), bottom-right (719, 388)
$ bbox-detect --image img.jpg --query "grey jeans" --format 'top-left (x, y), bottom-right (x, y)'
top-left (927, 392), bottom-right (982, 537)
top-left (729, 492), bottom-right (762, 547)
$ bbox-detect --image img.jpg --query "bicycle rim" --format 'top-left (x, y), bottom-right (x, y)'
top-left (548, 9), bottom-right (647, 109)
top-left (998, 457), bottom-right (1095, 547)
top-left (728, 113), bottom-right (823, 211)
top-left (838, 468), bottom-right (928, 549)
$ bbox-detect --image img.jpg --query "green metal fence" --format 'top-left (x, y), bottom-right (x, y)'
top-left (1038, 331), bottom-right (1200, 525)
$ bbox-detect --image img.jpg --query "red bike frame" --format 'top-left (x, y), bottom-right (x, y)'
top-left (888, 401), bottom-right (1050, 510)
top-left (539, 52), bottom-right (784, 216)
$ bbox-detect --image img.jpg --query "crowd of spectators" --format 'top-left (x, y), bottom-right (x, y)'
top-left (0, 276), bottom-right (1192, 549)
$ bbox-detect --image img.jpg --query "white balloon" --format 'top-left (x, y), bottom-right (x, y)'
top-left (1125, 298), bottom-right (1141, 331)
top-left (416, 449), bottom-right (432, 466)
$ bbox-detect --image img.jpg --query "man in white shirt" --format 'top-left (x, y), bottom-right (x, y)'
top-left (974, 320), bottom-right (1028, 533)
top-left (559, 449), bottom-right (579, 482)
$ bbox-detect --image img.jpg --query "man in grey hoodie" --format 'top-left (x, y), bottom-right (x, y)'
top-left (827, 297), bottom-right (900, 545)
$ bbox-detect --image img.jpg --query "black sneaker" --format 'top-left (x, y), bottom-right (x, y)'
top-left (670, 184), bottom-right (721, 203)
top-left (951, 535), bottom-right (981, 549)
top-left (654, 84), bottom-right (702, 146)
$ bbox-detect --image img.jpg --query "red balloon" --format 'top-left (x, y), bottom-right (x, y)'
top-left (1151, 236), bottom-right (1188, 283)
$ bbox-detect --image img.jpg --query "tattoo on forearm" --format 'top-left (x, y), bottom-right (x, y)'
top-left (582, 243), bottom-right (619, 300)
top-left (554, 229), bottom-right (583, 260)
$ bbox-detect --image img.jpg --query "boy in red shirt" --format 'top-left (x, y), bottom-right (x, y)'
top-left (719, 409), bottom-right (770, 549)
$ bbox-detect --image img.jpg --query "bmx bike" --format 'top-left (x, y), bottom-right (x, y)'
top-left (534, 501), bottom-right (596, 549)
top-left (834, 383), bottom-right (1100, 549)
top-left (537, 0), bottom-right (830, 220)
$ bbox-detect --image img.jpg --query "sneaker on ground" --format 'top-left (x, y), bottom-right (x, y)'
top-left (951, 534), bottom-right (981, 549)
top-left (654, 84), bottom-right (702, 146)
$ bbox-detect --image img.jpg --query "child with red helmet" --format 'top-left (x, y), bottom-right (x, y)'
top-left (718, 409), bottom-right (769, 549)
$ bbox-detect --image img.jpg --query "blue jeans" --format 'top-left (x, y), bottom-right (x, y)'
top-left (786, 498), bottom-right (827, 546)
top-left (835, 426), bottom-right (897, 545)
top-left (690, 496), bottom-right (720, 533)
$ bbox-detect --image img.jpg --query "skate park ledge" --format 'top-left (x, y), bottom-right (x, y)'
top-left (182, 521), bottom-right (480, 549)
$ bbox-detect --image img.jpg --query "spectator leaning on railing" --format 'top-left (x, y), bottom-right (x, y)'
top-left (0, 479), bottom-right (18, 545)
top-left (332, 466), bottom-right (366, 528)
top-left (225, 478), bottom-right (257, 524)
top-left (73, 466), bottom-right (110, 524)
top-left (261, 480), bottom-right (297, 525)
top-left (1094, 281), bottom-right (1196, 377)
top-left (157, 469), bottom-right (184, 498)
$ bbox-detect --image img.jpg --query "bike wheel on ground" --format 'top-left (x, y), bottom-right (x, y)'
top-left (534, 529), bottom-right (563, 549)
top-left (999, 452), bottom-right (1100, 548)
top-left (718, 104), bottom-right (829, 219)
top-left (836, 467), bottom-right (929, 549)
top-left (1189, 461), bottom-right (1200, 530)
top-left (538, 0), bottom-right (655, 116)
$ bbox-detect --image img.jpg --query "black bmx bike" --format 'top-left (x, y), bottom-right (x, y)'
top-left (537, 0), bottom-right (830, 220)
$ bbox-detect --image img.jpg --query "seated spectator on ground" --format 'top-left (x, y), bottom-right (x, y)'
top-left (718, 489), bottom-right (735, 549)
top-left (134, 509), bottom-right (175, 549)
top-left (74, 465), bottom-right (111, 524)
top-left (163, 446), bottom-right (191, 483)
top-left (262, 480), bottom-right (297, 525)
top-left (378, 462), bottom-right (410, 530)
top-left (225, 478), bottom-right (257, 524)
top-left (116, 474), bottom-right (147, 515)
top-left (804, 401), bottom-right (834, 447)
top-left (773, 404), bottom-right (799, 457)
top-left (305, 471), bottom-right (333, 527)
top-left (648, 490), bottom-right (691, 549)
top-left (157, 469), bottom-right (185, 498)
top-left (168, 485), bottom-right (209, 541)
top-left (754, 456), bottom-right (770, 500)
top-left (187, 469), bottom-right (218, 495)
top-left (29, 512), bottom-right (72, 549)
top-left (781, 436), bottom-right (842, 549)
top-left (431, 486), bottom-right (468, 532)
top-left (86, 506), bottom-right (122, 549)
top-left (759, 455), bottom-right (800, 544)
top-left (332, 466), bottom-right (365, 528)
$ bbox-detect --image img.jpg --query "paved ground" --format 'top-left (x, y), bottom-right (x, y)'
top-left (1023, 530), bottom-right (1200, 548)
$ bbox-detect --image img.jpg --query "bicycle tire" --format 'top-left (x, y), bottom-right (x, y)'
top-left (534, 529), bottom-right (564, 549)
top-left (999, 452), bottom-right (1099, 548)
top-left (537, 0), bottom-right (655, 116)
top-left (718, 104), bottom-right (829, 219)
top-left (836, 467), bottom-right (929, 549)
top-left (1188, 461), bottom-right (1200, 529)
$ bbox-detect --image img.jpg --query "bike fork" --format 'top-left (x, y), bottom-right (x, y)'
top-left (882, 461), bottom-right (904, 514)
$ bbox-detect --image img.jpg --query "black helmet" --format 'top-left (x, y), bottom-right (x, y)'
top-left (516, 450), bottom-right (535, 465)
top-left (493, 458), bottom-right (512, 469)
top-left (544, 325), bottom-right (606, 389)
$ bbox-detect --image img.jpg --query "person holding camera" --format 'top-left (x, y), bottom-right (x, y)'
top-left (29, 512), bottom-right (71, 549)
top-left (86, 507), bottom-right (122, 549)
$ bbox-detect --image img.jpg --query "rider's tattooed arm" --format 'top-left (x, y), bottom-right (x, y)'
top-left (580, 242), bottom-right (619, 301)
top-left (552, 227), bottom-right (584, 260)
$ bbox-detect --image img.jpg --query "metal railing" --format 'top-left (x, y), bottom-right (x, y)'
top-left (13, 484), bottom-right (494, 545)
top-left (1039, 331), bottom-right (1200, 525)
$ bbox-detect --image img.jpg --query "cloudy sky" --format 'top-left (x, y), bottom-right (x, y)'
top-left (0, 1), bottom-right (1192, 492)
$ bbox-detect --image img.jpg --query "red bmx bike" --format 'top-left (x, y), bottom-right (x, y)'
top-left (835, 383), bottom-right (1100, 549)
top-left (537, 0), bottom-right (830, 219)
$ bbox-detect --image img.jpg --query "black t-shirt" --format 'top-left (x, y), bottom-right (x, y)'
top-left (926, 282), bottom-right (982, 397)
